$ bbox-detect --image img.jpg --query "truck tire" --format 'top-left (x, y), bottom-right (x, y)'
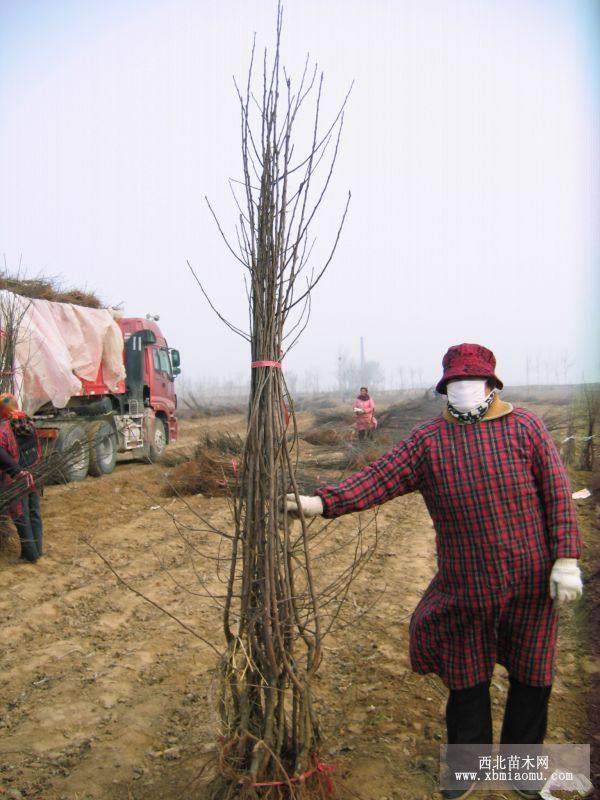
top-left (54, 423), bottom-right (90, 482)
top-left (87, 420), bottom-right (117, 477)
top-left (149, 417), bottom-right (167, 461)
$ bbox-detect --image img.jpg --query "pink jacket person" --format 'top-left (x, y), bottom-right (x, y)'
top-left (353, 394), bottom-right (377, 431)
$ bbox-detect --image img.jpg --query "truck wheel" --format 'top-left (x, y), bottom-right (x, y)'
top-left (54, 424), bottom-right (90, 482)
top-left (87, 420), bottom-right (117, 477)
top-left (149, 417), bottom-right (167, 461)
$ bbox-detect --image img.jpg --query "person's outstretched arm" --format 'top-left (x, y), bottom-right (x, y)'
top-left (287, 433), bottom-right (424, 520)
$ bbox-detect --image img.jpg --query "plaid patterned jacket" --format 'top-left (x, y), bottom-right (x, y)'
top-left (316, 408), bottom-right (581, 604)
top-left (0, 420), bottom-right (23, 518)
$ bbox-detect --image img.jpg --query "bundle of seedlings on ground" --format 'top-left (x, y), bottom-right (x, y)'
top-left (313, 408), bottom-right (353, 427)
top-left (164, 449), bottom-right (240, 498)
top-left (201, 432), bottom-right (245, 456)
top-left (157, 448), bottom-right (190, 468)
top-left (376, 394), bottom-right (442, 439)
top-left (161, 433), bottom-right (245, 496)
top-left (302, 427), bottom-right (344, 446)
top-left (295, 395), bottom-right (341, 412)
top-left (184, 7), bottom-right (381, 797)
top-left (343, 443), bottom-right (385, 471)
top-left (302, 441), bottom-right (386, 475)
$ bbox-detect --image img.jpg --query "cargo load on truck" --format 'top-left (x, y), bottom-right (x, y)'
top-left (0, 290), bottom-right (180, 482)
top-left (0, 290), bottom-right (125, 415)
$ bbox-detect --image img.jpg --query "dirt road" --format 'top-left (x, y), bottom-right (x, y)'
top-left (0, 412), bottom-right (598, 800)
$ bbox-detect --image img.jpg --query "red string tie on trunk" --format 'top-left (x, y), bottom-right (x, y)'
top-left (251, 354), bottom-right (289, 425)
top-left (251, 360), bottom-right (282, 368)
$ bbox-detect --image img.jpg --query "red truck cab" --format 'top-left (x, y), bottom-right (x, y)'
top-left (119, 317), bottom-right (180, 446)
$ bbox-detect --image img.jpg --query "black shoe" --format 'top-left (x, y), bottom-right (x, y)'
top-left (441, 785), bottom-right (476, 799)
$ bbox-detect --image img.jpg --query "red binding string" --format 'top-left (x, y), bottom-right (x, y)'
top-left (250, 756), bottom-right (335, 793)
top-left (251, 360), bottom-right (282, 368)
top-left (250, 358), bottom-right (290, 425)
top-left (251, 350), bottom-right (285, 369)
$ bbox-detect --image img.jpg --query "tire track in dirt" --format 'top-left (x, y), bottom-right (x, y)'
top-left (0, 460), bottom-right (227, 799)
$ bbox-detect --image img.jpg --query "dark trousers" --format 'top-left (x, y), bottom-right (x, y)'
top-left (446, 677), bottom-right (552, 745)
top-left (14, 491), bottom-right (43, 562)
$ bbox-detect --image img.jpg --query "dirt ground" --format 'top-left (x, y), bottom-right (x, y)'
top-left (0, 402), bottom-right (598, 800)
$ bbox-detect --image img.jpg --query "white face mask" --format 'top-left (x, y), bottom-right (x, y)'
top-left (447, 379), bottom-right (489, 413)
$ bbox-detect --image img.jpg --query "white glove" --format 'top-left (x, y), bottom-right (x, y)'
top-left (549, 558), bottom-right (583, 606)
top-left (353, 408), bottom-right (365, 414)
top-left (285, 494), bottom-right (324, 518)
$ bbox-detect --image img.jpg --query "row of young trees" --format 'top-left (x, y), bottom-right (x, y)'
top-left (559, 382), bottom-right (600, 472)
top-left (181, 354), bottom-right (596, 402)
top-left (525, 352), bottom-right (576, 386)
top-left (179, 361), bottom-right (429, 402)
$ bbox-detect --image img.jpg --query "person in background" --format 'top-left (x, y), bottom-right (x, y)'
top-left (288, 344), bottom-right (583, 800)
top-left (353, 386), bottom-right (377, 441)
top-left (0, 393), bottom-right (42, 563)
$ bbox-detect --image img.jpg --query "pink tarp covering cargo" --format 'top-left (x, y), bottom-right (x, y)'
top-left (0, 292), bottom-right (126, 414)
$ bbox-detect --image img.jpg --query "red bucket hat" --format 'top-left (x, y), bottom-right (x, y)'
top-left (436, 343), bottom-right (503, 395)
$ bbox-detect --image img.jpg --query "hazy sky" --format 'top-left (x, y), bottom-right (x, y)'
top-left (1, 0), bottom-right (599, 389)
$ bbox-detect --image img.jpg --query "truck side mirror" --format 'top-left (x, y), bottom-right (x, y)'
top-left (170, 349), bottom-right (181, 368)
top-left (172, 366), bottom-right (181, 376)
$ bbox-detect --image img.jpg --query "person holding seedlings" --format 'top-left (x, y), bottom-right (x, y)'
top-left (353, 385), bottom-right (377, 441)
top-left (0, 393), bottom-right (42, 562)
top-left (287, 343), bottom-right (582, 800)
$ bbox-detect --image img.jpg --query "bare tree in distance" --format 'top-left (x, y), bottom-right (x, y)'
top-left (396, 366), bottom-right (405, 390)
top-left (302, 369), bottom-right (321, 395)
top-left (286, 370), bottom-right (298, 395)
top-left (560, 397), bottom-right (577, 467)
top-left (337, 351), bottom-right (385, 396)
top-left (560, 350), bottom-right (575, 385)
top-left (525, 351), bottom-right (577, 388)
top-left (578, 382), bottom-right (600, 471)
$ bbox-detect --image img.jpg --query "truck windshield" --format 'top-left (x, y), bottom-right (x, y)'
top-left (153, 348), bottom-right (172, 376)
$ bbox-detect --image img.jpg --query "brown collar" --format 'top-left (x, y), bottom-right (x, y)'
top-left (442, 393), bottom-right (513, 425)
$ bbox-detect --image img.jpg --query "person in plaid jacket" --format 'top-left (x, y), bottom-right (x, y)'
top-left (287, 344), bottom-right (583, 800)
